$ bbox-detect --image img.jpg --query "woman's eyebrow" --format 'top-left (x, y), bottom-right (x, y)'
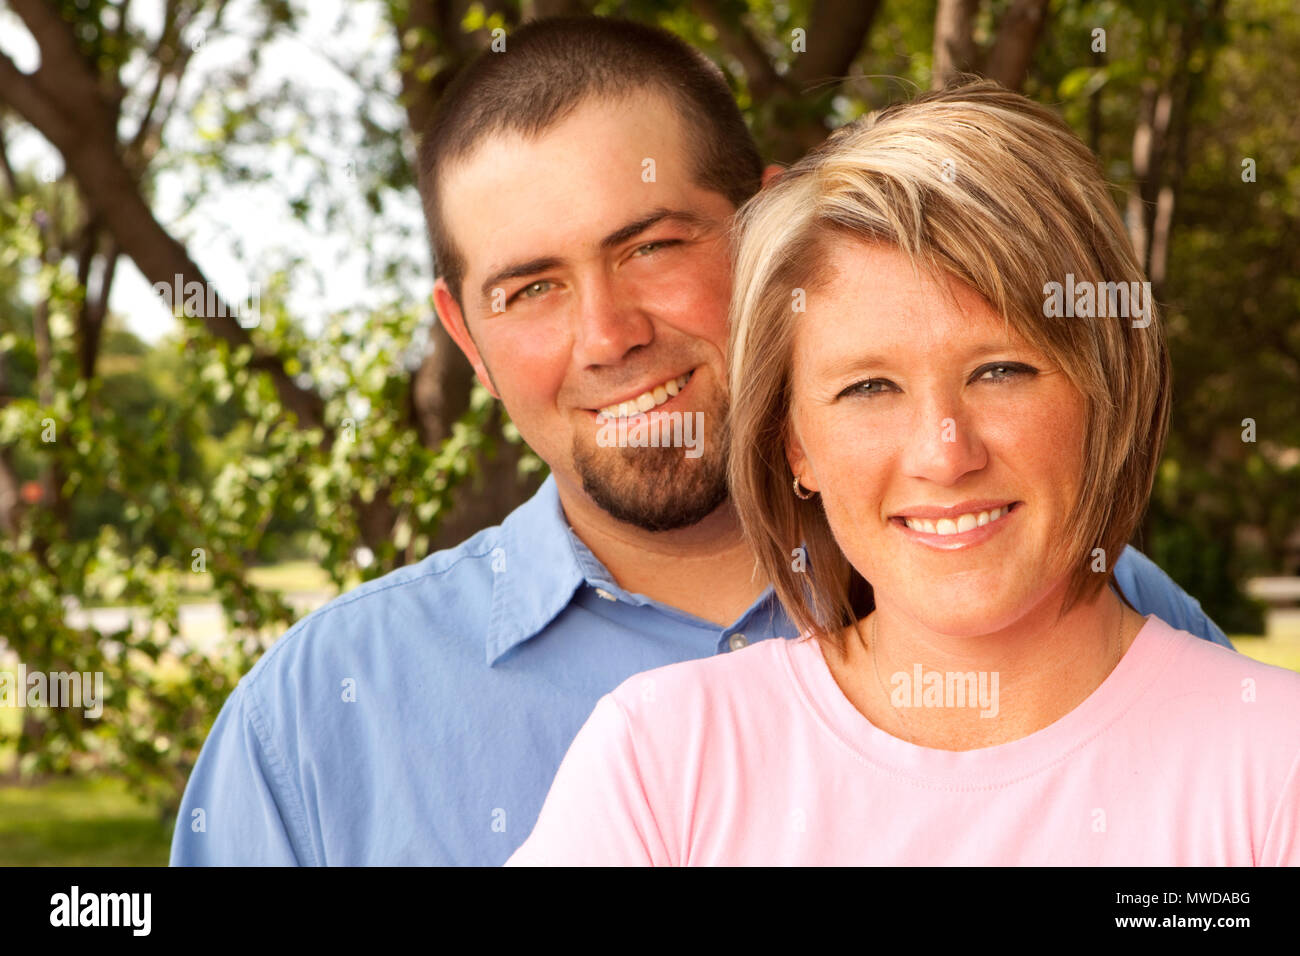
top-left (814, 342), bottom-right (1021, 378)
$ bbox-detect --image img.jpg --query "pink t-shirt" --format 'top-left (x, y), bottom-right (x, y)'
top-left (507, 615), bottom-right (1300, 865)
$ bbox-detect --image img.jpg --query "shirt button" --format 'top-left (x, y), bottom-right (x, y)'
top-left (594, 587), bottom-right (617, 602)
top-left (728, 633), bottom-right (749, 651)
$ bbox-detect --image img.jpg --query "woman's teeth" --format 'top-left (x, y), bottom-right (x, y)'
top-left (597, 371), bottom-right (692, 420)
top-left (903, 505), bottom-right (1012, 535)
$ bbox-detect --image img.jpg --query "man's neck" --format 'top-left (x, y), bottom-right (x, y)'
top-left (555, 481), bottom-right (766, 627)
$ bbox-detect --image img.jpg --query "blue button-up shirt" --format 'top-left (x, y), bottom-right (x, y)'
top-left (170, 475), bottom-right (1231, 865)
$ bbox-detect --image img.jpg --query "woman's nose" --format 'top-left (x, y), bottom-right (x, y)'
top-left (898, 397), bottom-right (988, 486)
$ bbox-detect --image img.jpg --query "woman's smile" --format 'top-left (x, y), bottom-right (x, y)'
top-left (890, 500), bottom-right (1023, 550)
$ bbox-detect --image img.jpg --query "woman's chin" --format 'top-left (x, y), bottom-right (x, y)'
top-left (879, 582), bottom-right (1034, 638)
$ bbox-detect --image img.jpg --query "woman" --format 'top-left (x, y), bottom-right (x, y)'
top-left (505, 82), bottom-right (1300, 865)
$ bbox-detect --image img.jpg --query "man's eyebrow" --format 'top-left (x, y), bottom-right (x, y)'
top-left (477, 208), bottom-right (709, 303)
top-left (480, 257), bottom-right (564, 301)
top-left (598, 207), bottom-right (709, 250)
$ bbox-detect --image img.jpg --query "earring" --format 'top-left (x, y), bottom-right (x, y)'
top-left (793, 475), bottom-right (815, 500)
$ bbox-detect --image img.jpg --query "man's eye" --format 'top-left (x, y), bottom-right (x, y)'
top-left (974, 362), bottom-right (1038, 383)
top-left (512, 280), bottom-right (553, 302)
top-left (838, 378), bottom-right (897, 399)
top-left (632, 240), bottom-right (679, 257)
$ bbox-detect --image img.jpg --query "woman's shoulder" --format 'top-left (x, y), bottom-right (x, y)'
top-left (1138, 614), bottom-right (1300, 750)
top-left (1147, 614), bottom-right (1300, 689)
top-left (604, 635), bottom-right (800, 727)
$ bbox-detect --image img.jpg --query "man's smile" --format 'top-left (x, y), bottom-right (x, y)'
top-left (588, 369), bottom-right (696, 420)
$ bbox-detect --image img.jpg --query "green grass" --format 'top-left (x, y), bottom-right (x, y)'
top-left (245, 560), bottom-right (341, 593)
top-left (0, 776), bottom-right (172, 866)
top-left (1233, 636), bottom-right (1300, 672)
top-left (87, 558), bottom-right (343, 607)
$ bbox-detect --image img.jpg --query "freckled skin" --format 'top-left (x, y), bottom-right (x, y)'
top-left (785, 241), bottom-right (1146, 749)
top-left (786, 240), bottom-right (1088, 639)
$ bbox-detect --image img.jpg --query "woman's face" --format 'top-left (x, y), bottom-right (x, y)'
top-left (786, 241), bottom-right (1089, 637)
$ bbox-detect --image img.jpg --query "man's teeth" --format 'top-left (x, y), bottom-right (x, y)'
top-left (597, 372), bottom-right (692, 419)
top-left (903, 505), bottom-right (1012, 535)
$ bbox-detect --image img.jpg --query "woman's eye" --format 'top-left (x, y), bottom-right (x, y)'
top-left (839, 378), bottom-right (897, 399)
top-left (974, 362), bottom-right (1038, 383)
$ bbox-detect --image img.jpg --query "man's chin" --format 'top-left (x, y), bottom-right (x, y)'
top-left (573, 444), bottom-right (729, 533)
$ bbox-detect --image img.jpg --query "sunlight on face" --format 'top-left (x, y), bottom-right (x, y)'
top-left (438, 90), bottom-right (736, 531)
top-left (787, 241), bottom-right (1089, 637)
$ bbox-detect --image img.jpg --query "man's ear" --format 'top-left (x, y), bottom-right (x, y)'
top-left (761, 163), bottom-right (785, 189)
top-left (433, 277), bottom-right (499, 399)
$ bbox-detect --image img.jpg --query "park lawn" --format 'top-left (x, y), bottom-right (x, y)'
top-left (1233, 635), bottom-right (1300, 672)
top-left (0, 776), bottom-right (172, 866)
top-left (86, 559), bottom-right (346, 607)
top-left (246, 560), bottom-right (345, 593)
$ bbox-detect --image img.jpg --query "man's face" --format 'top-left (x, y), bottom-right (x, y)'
top-left (434, 90), bottom-right (738, 531)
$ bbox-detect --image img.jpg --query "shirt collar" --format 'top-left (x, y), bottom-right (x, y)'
top-left (485, 474), bottom-right (594, 665)
top-left (483, 474), bottom-right (790, 664)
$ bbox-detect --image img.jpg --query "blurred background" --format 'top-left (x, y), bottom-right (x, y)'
top-left (0, 0), bottom-right (1296, 864)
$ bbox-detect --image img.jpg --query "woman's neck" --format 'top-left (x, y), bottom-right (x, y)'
top-left (822, 585), bottom-right (1147, 751)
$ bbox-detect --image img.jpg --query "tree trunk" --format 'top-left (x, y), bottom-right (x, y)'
top-left (932, 0), bottom-right (980, 88)
top-left (984, 0), bottom-right (1049, 92)
top-left (396, 0), bottom-right (538, 545)
top-left (0, 1), bottom-right (327, 433)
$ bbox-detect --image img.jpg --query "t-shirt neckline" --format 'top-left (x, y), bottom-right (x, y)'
top-left (781, 614), bottom-right (1180, 789)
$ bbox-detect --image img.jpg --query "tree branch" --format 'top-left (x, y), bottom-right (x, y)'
top-left (6, 0), bottom-right (116, 135)
top-left (789, 0), bottom-right (881, 89)
top-left (0, 50), bottom-right (79, 147)
top-left (984, 0), bottom-right (1050, 92)
top-left (0, 113), bottom-right (18, 195)
top-left (531, 0), bottom-right (590, 15)
top-left (0, 4), bottom-right (328, 432)
top-left (932, 0), bottom-right (980, 89)
top-left (690, 0), bottom-right (789, 101)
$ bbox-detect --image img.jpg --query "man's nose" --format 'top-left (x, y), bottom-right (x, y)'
top-left (898, 392), bottom-right (988, 486)
top-left (571, 274), bottom-right (654, 367)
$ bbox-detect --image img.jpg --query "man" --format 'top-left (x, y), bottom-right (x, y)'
top-left (171, 16), bottom-right (1230, 866)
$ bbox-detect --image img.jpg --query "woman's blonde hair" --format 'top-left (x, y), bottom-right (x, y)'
top-left (726, 80), bottom-right (1171, 650)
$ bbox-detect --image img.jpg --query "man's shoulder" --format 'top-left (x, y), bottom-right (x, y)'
top-left (1114, 546), bottom-right (1230, 647)
top-left (238, 520), bottom-right (510, 697)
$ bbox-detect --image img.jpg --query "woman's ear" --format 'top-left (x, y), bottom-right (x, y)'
top-left (785, 424), bottom-right (819, 493)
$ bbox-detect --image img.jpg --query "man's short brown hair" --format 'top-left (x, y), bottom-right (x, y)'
top-left (416, 15), bottom-right (764, 306)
